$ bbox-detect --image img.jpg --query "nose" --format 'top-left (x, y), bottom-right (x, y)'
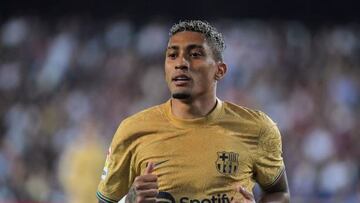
top-left (175, 56), bottom-right (189, 70)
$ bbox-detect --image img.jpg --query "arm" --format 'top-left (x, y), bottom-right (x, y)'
top-left (233, 170), bottom-right (289, 203)
top-left (96, 120), bottom-right (138, 203)
top-left (255, 113), bottom-right (289, 203)
top-left (258, 170), bottom-right (290, 203)
top-left (98, 163), bottom-right (158, 203)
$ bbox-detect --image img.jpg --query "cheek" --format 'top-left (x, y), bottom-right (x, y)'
top-left (164, 66), bottom-right (172, 83)
top-left (193, 71), bottom-right (215, 89)
top-left (199, 67), bottom-right (217, 81)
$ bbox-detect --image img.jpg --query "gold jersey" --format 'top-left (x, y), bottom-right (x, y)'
top-left (97, 99), bottom-right (284, 203)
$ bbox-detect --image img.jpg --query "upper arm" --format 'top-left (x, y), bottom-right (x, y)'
top-left (253, 112), bottom-right (287, 189)
top-left (259, 169), bottom-right (290, 203)
top-left (253, 123), bottom-right (285, 187)
top-left (262, 169), bottom-right (289, 193)
top-left (253, 113), bottom-right (290, 202)
top-left (97, 121), bottom-right (134, 203)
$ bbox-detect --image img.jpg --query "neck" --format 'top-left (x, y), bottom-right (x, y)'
top-left (171, 94), bottom-right (217, 119)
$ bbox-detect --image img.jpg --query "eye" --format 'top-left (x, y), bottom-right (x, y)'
top-left (190, 51), bottom-right (203, 58)
top-left (167, 52), bottom-right (177, 59)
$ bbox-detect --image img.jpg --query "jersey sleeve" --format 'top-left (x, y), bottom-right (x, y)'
top-left (97, 120), bottom-right (135, 203)
top-left (253, 113), bottom-right (285, 189)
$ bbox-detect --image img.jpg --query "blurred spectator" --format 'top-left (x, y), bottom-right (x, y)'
top-left (0, 17), bottom-right (359, 202)
top-left (58, 119), bottom-right (105, 203)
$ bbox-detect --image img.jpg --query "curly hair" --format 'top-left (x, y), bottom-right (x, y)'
top-left (169, 20), bottom-right (225, 61)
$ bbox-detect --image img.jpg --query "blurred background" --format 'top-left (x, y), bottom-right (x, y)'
top-left (1, 0), bottom-right (360, 202)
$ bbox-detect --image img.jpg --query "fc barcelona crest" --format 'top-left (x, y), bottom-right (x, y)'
top-left (215, 151), bottom-right (239, 175)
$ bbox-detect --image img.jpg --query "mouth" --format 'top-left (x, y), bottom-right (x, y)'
top-left (172, 75), bottom-right (191, 86)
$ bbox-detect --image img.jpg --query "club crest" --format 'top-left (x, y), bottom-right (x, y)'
top-left (215, 151), bottom-right (239, 175)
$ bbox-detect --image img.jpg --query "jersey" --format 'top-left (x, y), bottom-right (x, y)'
top-left (97, 99), bottom-right (284, 203)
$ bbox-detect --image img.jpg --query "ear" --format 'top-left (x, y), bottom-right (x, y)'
top-left (214, 62), bottom-right (227, 81)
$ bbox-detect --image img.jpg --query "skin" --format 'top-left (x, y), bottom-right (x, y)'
top-left (98, 162), bottom-right (158, 203)
top-left (99, 31), bottom-right (289, 203)
top-left (125, 163), bottom-right (158, 203)
top-left (164, 31), bottom-right (227, 119)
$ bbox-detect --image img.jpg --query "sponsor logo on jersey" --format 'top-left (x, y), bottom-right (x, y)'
top-left (180, 193), bottom-right (234, 203)
top-left (157, 192), bottom-right (234, 203)
top-left (157, 191), bottom-right (176, 203)
top-left (215, 151), bottom-right (239, 175)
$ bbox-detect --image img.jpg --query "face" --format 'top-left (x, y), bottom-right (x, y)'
top-left (165, 31), bottom-right (226, 101)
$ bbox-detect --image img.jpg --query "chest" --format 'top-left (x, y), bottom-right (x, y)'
top-left (133, 126), bottom-right (257, 194)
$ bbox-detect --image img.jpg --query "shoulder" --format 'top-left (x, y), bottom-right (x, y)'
top-left (222, 101), bottom-right (275, 127)
top-left (113, 103), bottom-right (167, 141)
top-left (121, 103), bottom-right (166, 126)
top-left (222, 101), bottom-right (281, 147)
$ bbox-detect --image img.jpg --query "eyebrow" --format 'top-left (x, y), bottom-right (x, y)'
top-left (167, 44), bottom-right (205, 51)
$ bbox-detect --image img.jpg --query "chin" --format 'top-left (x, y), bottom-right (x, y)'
top-left (171, 92), bottom-right (192, 100)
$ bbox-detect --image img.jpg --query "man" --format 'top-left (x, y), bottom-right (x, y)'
top-left (97, 20), bottom-right (290, 203)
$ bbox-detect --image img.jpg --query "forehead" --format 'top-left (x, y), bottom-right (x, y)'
top-left (168, 31), bottom-right (209, 48)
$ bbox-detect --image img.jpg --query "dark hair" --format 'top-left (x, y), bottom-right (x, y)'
top-left (169, 20), bottom-right (225, 61)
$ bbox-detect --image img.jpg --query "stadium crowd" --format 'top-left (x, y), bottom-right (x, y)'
top-left (0, 17), bottom-right (359, 203)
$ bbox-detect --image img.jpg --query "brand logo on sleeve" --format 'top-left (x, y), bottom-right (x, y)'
top-left (101, 147), bottom-right (112, 180)
top-left (215, 151), bottom-right (239, 175)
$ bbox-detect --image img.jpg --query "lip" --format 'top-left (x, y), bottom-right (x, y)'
top-left (172, 74), bottom-right (191, 81)
top-left (172, 74), bottom-right (192, 86)
top-left (173, 80), bottom-right (190, 86)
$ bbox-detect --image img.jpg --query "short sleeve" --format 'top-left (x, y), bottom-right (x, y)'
top-left (253, 113), bottom-right (285, 189)
top-left (97, 121), bottom-right (134, 203)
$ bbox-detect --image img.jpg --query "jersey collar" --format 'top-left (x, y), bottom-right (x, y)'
top-left (164, 98), bottom-right (224, 128)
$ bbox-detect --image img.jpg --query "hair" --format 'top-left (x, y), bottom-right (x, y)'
top-left (169, 20), bottom-right (225, 61)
